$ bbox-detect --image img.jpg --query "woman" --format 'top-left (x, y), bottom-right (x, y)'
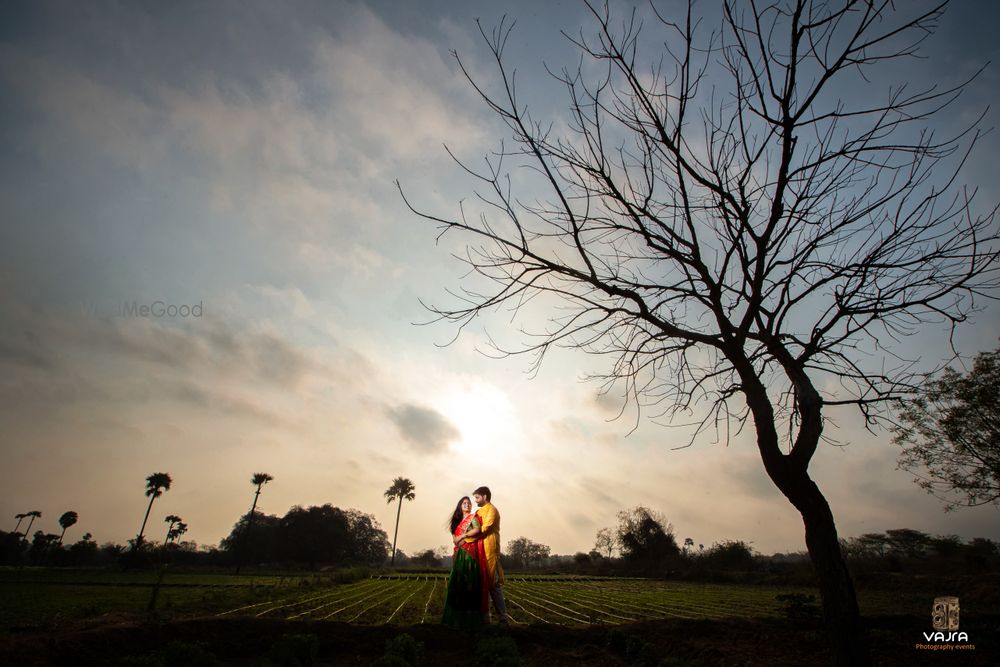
top-left (441, 496), bottom-right (489, 628)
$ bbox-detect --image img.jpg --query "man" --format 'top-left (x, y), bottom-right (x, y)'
top-left (473, 485), bottom-right (508, 625)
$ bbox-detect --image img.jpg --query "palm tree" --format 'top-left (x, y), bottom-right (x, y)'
top-left (163, 515), bottom-right (182, 547)
top-left (57, 511), bottom-right (79, 544)
top-left (12, 513), bottom-right (28, 534)
top-left (22, 511), bottom-right (42, 539)
top-left (164, 517), bottom-right (187, 545)
top-left (384, 477), bottom-right (415, 566)
top-left (170, 521), bottom-right (188, 543)
top-left (135, 472), bottom-right (172, 550)
top-left (236, 472), bottom-right (273, 574)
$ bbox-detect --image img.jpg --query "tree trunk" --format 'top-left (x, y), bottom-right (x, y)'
top-left (797, 480), bottom-right (869, 666)
top-left (390, 496), bottom-right (403, 566)
top-left (136, 495), bottom-right (155, 550)
top-left (59, 527), bottom-right (67, 545)
top-left (24, 515), bottom-right (37, 539)
top-left (738, 363), bottom-right (870, 666)
top-left (14, 517), bottom-right (24, 534)
top-left (769, 466), bottom-right (869, 665)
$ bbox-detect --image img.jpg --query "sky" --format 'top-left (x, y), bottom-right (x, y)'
top-left (1, 0), bottom-right (998, 558)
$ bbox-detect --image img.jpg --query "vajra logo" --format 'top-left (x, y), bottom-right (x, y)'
top-left (932, 596), bottom-right (959, 631)
top-left (922, 596), bottom-right (969, 644)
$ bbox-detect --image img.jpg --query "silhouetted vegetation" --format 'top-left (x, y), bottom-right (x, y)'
top-left (615, 507), bottom-right (681, 574)
top-left (163, 515), bottom-right (187, 547)
top-left (384, 477), bottom-right (415, 566)
top-left (235, 472), bottom-right (274, 575)
top-left (1, 499), bottom-right (390, 569)
top-left (56, 511), bottom-right (78, 544)
top-left (265, 633), bottom-right (319, 667)
top-left (220, 504), bottom-right (390, 569)
top-left (894, 343), bottom-right (1000, 511)
top-left (505, 536), bottom-right (551, 570)
top-left (135, 472), bottom-right (172, 551)
top-left (841, 529), bottom-right (999, 576)
top-left (374, 633), bottom-right (425, 667)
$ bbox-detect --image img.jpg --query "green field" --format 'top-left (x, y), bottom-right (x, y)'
top-left (215, 574), bottom-right (936, 625)
top-left (0, 568), bottom-right (945, 633)
top-left (0, 568), bottom-right (337, 633)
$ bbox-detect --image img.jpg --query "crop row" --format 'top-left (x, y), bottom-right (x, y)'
top-left (215, 576), bottom-right (830, 626)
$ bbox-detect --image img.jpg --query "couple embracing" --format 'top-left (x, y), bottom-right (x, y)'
top-left (442, 486), bottom-right (508, 628)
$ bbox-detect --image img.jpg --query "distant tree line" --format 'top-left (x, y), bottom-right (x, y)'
top-left (6, 496), bottom-right (994, 580)
top-left (0, 503), bottom-right (390, 569)
top-left (0, 529), bottom-right (116, 567)
top-left (392, 506), bottom-right (759, 577)
top-left (2, 469), bottom-right (398, 570)
top-left (840, 529), bottom-right (999, 576)
top-left (220, 504), bottom-right (390, 568)
top-left (397, 505), bottom-right (998, 586)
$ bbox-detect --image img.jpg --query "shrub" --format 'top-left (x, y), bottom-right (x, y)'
top-left (264, 633), bottom-right (319, 667)
top-left (701, 540), bottom-right (758, 571)
top-left (379, 633), bottom-right (424, 666)
top-left (162, 641), bottom-right (216, 667)
top-left (473, 634), bottom-right (520, 667)
top-left (775, 593), bottom-right (821, 622)
top-left (371, 656), bottom-right (411, 667)
top-left (608, 628), bottom-right (627, 654)
top-left (625, 636), bottom-right (659, 666)
top-left (118, 657), bottom-right (164, 667)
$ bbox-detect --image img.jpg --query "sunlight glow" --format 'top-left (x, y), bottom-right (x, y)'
top-left (439, 380), bottom-right (523, 462)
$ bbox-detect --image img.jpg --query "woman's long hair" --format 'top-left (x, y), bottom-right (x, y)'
top-left (448, 496), bottom-right (471, 534)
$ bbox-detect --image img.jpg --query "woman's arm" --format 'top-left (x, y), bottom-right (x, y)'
top-left (452, 517), bottom-right (481, 545)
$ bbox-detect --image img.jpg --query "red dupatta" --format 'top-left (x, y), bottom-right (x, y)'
top-left (453, 512), bottom-right (490, 612)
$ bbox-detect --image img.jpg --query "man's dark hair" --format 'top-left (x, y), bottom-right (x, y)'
top-left (473, 486), bottom-right (491, 501)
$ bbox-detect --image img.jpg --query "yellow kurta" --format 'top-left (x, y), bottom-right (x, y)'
top-left (476, 502), bottom-right (505, 586)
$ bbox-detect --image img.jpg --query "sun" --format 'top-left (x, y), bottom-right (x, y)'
top-left (438, 380), bottom-right (521, 459)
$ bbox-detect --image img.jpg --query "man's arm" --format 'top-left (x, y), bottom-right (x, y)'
top-left (478, 505), bottom-right (498, 536)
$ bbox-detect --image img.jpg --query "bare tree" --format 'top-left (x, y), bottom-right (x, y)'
top-left (594, 526), bottom-right (616, 558)
top-left (401, 1), bottom-right (999, 663)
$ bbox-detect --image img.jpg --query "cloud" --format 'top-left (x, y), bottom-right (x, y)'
top-left (0, 4), bottom-right (482, 279)
top-left (0, 329), bottom-right (52, 370)
top-left (254, 285), bottom-right (316, 319)
top-left (0, 46), bottom-right (164, 169)
top-left (164, 378), bottom-right (284, 425)
top-left (0, 300), bottom-right (319, 395)
top-left (385, 403), bottom-right (460, 454)
top-left (311, 7), bottom-right (486, 162)
top-left (592, 390), bottom-right (627, 417)
top-left (579, 477), bottom-right (623, 509)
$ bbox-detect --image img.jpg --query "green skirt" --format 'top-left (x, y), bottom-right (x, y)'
top-left (441, 548), bottom-right (484, 629)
